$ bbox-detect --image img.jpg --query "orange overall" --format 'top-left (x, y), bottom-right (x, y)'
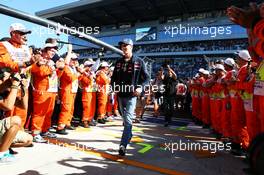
top-left (96, 70), bottom-right (110, 119)
top-left (57, 66), bottom-right (78, 127)
top-left (79, 73), bottom-right (96, 122)
top-left (232, 65), bottom-right (249, 149)
top-left (254, 62), bottom-right (264, 133)
top-left (201, 79), bottom-right (210, 125)
top-left (221, 71), bottom-right (233, 138)
top-left (0, 41), bottom-right (20, 72)
top-left (210, 83), bottom-right (218, 131)
top-left (251, 20), bottom-right (264, 132)
top-left (30, 63), bottom-right (57, 134)
top-left (208, 82), bottom-right (215, 127)
top-left (237, 71), bottom-right (260, 143)
top-left (196, 77), bottom-right (205, 122)
top-left (191, 82), bottom-right (199, 119)
top-left (212, 79), bottom-right (225, 134)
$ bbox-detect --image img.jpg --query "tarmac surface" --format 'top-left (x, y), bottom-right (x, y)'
top-left (0, 112), bottom-right (248, 175)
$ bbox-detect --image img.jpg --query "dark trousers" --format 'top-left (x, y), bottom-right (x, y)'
top-left (164, 96), bottom-right (175, 122)
top-left (184, 93), bottom-right (192, 113)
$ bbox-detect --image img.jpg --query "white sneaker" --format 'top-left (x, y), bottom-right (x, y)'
top-left (107, 116), bottom-right (115, 121)
top-left (0, 153), bottom-right (16, 164)
top-left (119, 145), bottom-right (126, 156)
top-left (33, 134), bottom-right (48, 143)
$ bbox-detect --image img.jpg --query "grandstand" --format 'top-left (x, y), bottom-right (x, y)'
top-left (36, 0), bottom-right (250, 78)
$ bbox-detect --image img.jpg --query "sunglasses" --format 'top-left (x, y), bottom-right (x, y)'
top-left (46, 47), bottom-right (58, 52)
top-left (33, 49), bottom-right (42, 55)
top-left (14, 31), bottom-right (27, 36)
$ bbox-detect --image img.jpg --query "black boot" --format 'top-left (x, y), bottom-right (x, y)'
top-left (97, 119), bottom-right (105, 124)
top-left (56, 128), bottom-right (68, 135)
top-left (9, 148), bottom-right (18, 155)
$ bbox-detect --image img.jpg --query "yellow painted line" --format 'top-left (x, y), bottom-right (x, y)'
top-left (47, 138), bottom-right (189, 175)
top-left (99, 131), bottom-right (144, 143)
top-left (106, 133), bottom-right (144, 143)
top-left (132, 127), bottom-right (144, 133)
top-left (75, 127), bottom-right (91, 132)
top-left (74, 126), bottom-right (143, 142)
top-left (131, 136), bottom-right (144, 143)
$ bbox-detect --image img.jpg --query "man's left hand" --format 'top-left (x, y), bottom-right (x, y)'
top-left (133, 87), bottom-right (142, 96)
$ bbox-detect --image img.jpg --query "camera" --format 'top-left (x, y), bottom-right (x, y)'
top-left (162, 63), bottom-right (168, 68)
top-left (11, 73), bottom-right (27, 97)
top-left (32, 47), bottom-right (42, 55)
top-left (0, 67), bottom-right (12, 80)
top-left (10, 73), bottom-right (27, 81)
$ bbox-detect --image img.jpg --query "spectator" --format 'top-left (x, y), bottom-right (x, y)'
top-left (0, 73), bottom-right (24, 163)
top-left (152, 67), bottom-right (164, 117)
top-left (162, 64), bottom-right (177, 127)
top-left (175, 79), bottom-right (187, 111)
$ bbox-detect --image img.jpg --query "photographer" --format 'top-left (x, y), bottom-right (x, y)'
top-left (0, 69), bottom-right (33, 148)
top-left (3, 72), bottom-right (30, 129)
top-left (0, 73), bottom-right (24, 163)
